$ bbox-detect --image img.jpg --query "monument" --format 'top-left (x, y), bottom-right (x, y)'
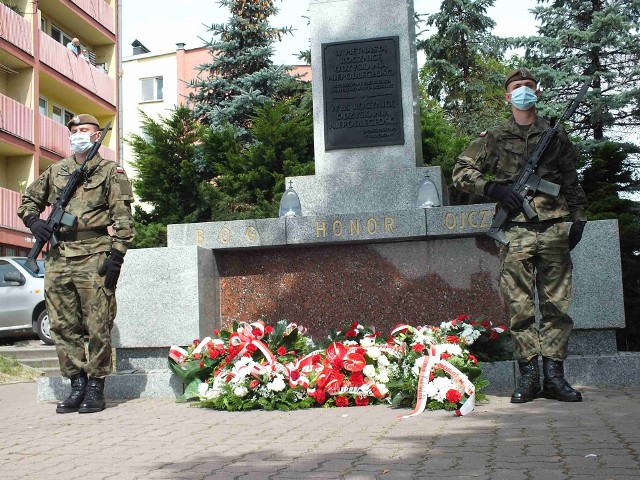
top-left (39, 0), bottom-right (639, 400)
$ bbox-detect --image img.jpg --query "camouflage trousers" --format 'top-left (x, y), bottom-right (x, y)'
top-left (44, 248), bottom-right (115, 378)
top-left (499, 221), bottom-right (574, 361)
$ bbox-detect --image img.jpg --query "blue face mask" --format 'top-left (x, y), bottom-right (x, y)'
top-left (510, 85), bottom-right (538, 111)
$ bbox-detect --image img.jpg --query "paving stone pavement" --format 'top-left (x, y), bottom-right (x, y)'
top-left (1, 383), bottom-right (640, 480)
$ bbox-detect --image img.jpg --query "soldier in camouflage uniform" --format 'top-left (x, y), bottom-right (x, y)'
top-left (452, 68), bottom-right (587, 403)
top-left (18, 114), bottom-right (135, 414)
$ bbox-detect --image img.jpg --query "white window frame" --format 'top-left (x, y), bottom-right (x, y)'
top-left (52, 104), bottom-right (75, 126)
top-left (40, 15), bottom-right (47, 33)
top-left (39, 96), bottom-right (48, 116)
top-left (140, 76), bottom-right (163, 102)
top-left (50, 24), bottom-right (73, 47)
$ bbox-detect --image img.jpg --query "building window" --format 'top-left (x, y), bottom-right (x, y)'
top-left (51, 24), bottom-right (72, 47)
top-left (52, 105), bottom-right (75, 125)
top-left (40, 16), bottom-right (47, 33)
top-left (39, 97), bottom-right (48, 116)
top-left (140, 76), bottom-right (163, 102)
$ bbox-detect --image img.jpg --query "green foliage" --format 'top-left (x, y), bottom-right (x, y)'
top-left (188, 0), bottom-right (302, 139)
top-left (196, 382), bottom-right (314, 411)
top-left (131, 219), bottom-right (167, 249)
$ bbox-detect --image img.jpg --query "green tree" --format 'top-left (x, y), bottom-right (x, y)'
top-left (418, 0), bottom-right (509, 135)
top-left (197, 94), bottom-right (315, 220)
top-left (187, 0), bottom-right (302, 138)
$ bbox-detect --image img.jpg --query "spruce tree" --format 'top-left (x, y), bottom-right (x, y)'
top-left (187, 0), bottom-right (301, 138)
top-left (418, 0), bottom-right (509, 135)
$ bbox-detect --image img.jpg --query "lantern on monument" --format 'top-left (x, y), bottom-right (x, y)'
top-left (415, 176), bottom-right (441, 208)
top-left (279, 181), bottom-right (302, 217)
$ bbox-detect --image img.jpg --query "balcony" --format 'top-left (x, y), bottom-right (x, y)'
top-left (1, 187), bottom-right (52, 232)
top-left (69, 0), bottom-right (115, 34)
top-left (0, 3), bottom-right (33, 55)
top-left (0, 93), bottom-right (34, 143)
top-left (40, 115), bottom-right (116, 161)
top-left (39, 33), bottom-right (115, 105)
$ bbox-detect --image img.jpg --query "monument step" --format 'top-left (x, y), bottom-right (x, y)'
top-left (36, 353), bottom-right (640, 401)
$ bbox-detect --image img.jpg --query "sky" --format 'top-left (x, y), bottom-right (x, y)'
top-left (121, 0), bottom-right (539, 63)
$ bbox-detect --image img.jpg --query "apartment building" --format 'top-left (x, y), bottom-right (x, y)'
top-left (0, 0), bottom-right (118, 256)
top-left (121, 41), bottom-right (311, 208)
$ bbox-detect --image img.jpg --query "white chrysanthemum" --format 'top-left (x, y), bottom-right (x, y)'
top-left (363, 364), bottom-right (376, 379)
top-left (444, 344), bottom-right (463, 356)
top-left (367, 347), bottom-right (381, 360)
top-left (411, 357), bottom-right (424, 377)
top-left (360, 337), bottom-right (375, 347)
top-left (413, 327), bottom-right (436, 345)
top-left (233, 386), bottom-right (248, 397)
top-left (344, 340), bottom-right (358, 346)
top-left (267, 376), bottom-right (286, 392)
top-left (377, 354), bottom-right (390, 367)
top-left (376, 370), bottom-right (389, 383)
top-left (426, 376), bottom-right (454, 402)
top-left (198, 382), bottom-right (209, 396)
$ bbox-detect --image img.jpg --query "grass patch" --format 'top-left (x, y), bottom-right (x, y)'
top-left (0, 355), bottom-right (43, 384)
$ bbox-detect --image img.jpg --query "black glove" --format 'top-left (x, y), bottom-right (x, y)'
top-left (485, 182), bottom-right (524, 212)
top-left (25, 215), bottom-right (53, 243)
top-left (568, 221), bottom-right (586, 251)
top-left (98, 250), bottom-right (125, 289)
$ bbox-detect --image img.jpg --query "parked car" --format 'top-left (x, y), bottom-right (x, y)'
top-left (0, 257), bottom-right (52, 345)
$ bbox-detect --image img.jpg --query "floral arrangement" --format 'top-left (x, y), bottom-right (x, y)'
top-left (168, 315), bottom-right (509, 416)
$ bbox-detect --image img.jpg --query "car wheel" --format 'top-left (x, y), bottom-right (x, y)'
top-left (35, 310), bottom-right (54, 346)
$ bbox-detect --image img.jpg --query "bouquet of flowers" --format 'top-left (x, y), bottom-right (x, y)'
top-left (439, 314), bottom-right (511, 362)
top-left (167, 315), bottom-right (510, 416)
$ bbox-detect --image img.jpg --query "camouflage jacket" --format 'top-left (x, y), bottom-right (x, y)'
top-left (452, 115), bottom-right (587, 223)
top-left (17, 154), bottom-right (135, 257)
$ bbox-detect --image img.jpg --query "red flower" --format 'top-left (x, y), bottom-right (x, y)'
top-left (481, 320), bottom-right (490, 328)
top-left (246, 344), bottom-right (258, 353)
top-left (252, 328), bottom-right (262, 337)
top-left (351, 321), bottom-right (359, 328)
top-left (490, 330), bottom-right (499, 340)
top-left (446, 335), bottom-right (459, 344)
top-left (440, 353), bottom-right (451, 360)
top-left (213, 329), bottom-right (219, 336)
top-left (249, 379), bottom-right (259, 389)
top-left (209, 350), bottom-right (218, 359)
top-left (355, 396), bottom-right (369, 406)
top-left (467, 354), bottom-right (478, 365)
top-left (193, 339), bottom-right (200, 346)
top-left (313, 390), bottom-right (326, 404)
top-left (277, 346), bottom-right (287, 356)
top-left (412, 344), bottom-right (425, 352)
top-left (198, 360), bottom-right (204, 368)
top-left (265, 325), bottom-right (273, 334)
top-left (345, 329), bottom-right (357, 338)
top-left (375, 331), bottom-right (382, 337)
top-left (289, 370), bottom-right (300, 381)
top-left (312, 354), bottom-right (321, 364)
top-left (429, 373), bottom-right (435, 382)
top-left (349, 372), bottom-right (365, 387)
top-left (446, 389), bottom-right (462, 404)
top-left (457, 314), bottom-right (469, 321)
top-left (193, 353), bottom-right (201, 360)
top-left (335, 396), bottom-right (349, 407)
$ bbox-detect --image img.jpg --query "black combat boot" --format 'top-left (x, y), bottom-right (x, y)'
top-left (78, 377), bottom-right (106, 413)
top-left (511, 356), bottom-right (541, 403)
top-left (56, 371), bottom-right (88, 414)
top-left (541, 357), bottom-right (582, 402)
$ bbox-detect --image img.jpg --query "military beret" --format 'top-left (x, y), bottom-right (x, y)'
top-left (67, 114), bottom-right (100, 130)
top-left (505, 67), bottom-right (537, 89)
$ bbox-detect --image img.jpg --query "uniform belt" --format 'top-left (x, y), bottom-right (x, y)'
top-left (58, 228), bottom-right (109, 242)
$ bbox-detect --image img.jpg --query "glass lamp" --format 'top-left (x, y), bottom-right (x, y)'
top-left (415, 177), bottom-right (441, 208)
top-left (279, 181), bottom-right (302, 217)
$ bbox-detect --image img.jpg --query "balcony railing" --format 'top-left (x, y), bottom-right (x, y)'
top-left (70, 0), bottom-right (115, 34)
top-left (39, 33), bottom-right (115, 105)
top-left (0, 3), bottom-right (33, 55)
top-left (40, 115), bottom-right (71, 157)
top-left (40, 115), bottom-right (117, 161)
top-left (1, 187), bottom-right (51, 232)
top-left (0, 93), bottom-right (34, 143)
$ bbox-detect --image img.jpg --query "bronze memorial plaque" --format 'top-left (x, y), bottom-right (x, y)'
top-left (322, 36), bottom-right (404, 150)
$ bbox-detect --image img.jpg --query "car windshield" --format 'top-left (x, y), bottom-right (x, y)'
top-left (12, 258), bottom-right (45, 278)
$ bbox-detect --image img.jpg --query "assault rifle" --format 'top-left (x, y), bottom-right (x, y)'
top-left (25, 121), bottom-right (112, 273)
top-left (487, 78), bottom-right (591, 245)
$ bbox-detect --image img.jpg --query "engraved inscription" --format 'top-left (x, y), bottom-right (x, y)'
top-left (316, 216), bottom-right (396, 239)
top-left (323, 37), bottom-right (404, 150)
top-left (443, 209), bottom-right (492, 230)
